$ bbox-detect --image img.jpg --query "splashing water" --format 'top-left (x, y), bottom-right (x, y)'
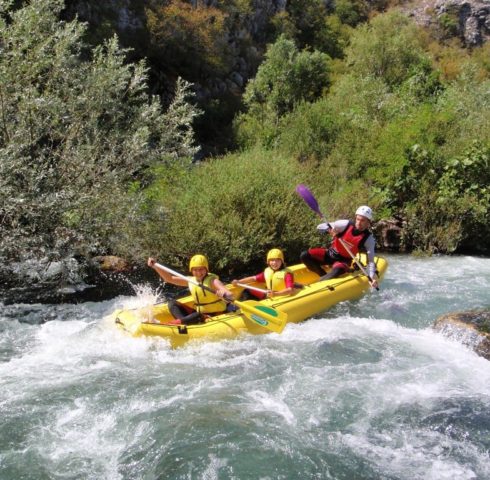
top-left (0, 254), bottom-right (489, 480)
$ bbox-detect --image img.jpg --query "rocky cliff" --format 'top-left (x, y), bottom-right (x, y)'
top-left (64, 0), bottom-right (489, 105)
top-left (406, 0), bottom-right (490, 45)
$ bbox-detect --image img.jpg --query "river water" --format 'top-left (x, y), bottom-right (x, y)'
top-left (1, 254), bottom-right (489, 480)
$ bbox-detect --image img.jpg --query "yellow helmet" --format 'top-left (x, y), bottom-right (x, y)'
top-left (267, 248), bottom-right (284, 262)
top-left (189, 254), bottom-right (209, 272)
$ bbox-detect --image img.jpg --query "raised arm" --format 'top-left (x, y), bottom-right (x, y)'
top-left (147, 257), bottom-right (189, 287)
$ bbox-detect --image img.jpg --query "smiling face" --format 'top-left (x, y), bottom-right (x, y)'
top-left (268, 258), bottom-right (283, 271)
top-left (355, 214), bottom-right (371, 231)
top-left (191, 266), bottom-right (208, 281)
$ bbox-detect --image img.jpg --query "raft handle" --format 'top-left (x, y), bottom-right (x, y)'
top-left (177, 325), bottom-right (188, 335)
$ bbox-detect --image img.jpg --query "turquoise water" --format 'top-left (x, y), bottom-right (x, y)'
top-left (1, 254), bottom-right (489, 480)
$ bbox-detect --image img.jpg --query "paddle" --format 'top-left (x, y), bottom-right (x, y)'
top-left (235, 282), bottom-right (269, 294)
top-left (295, 184), bottom-right (379, 290)
top-left (154, 262), bottom-right (288, 333)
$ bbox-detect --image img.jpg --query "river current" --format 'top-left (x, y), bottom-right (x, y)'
top-left (1, 254), bottom-right (489, 480)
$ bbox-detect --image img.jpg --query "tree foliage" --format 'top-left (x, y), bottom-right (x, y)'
top-left (146, 0), bottom-right (229, 79)
top-left (244, 35), bottom-right (331, 116)
top-left (231, 10), bottom-right (489, 254)
top-left (235, 35), bottom-right (331, 148)
top-left (0, 0), bottom-right (200, 260)
top-left (345, 11), bottom-right (432, 88)
top-left (2, 1), bottom-right (489, 267)
top-left (389, 143), bottom-right (490, 253)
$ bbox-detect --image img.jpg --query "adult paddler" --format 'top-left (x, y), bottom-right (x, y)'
top-left (300, 206), bottom-right (379, 289)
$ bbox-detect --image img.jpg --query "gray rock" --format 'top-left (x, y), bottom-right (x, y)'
top-left (408, 0), bottom-right (490, 45)
top-left (373, 218), bottom-right (405, 252)
top-left (230, 71), bottom-right (244, 88)
top-left (0, 254), bottom-right (148, 304)
top-left (433, 310), bottom-right (490, 360)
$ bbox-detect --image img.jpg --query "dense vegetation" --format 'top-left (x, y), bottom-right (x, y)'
top-left (0, 0), bottom-right (199, 261)
top-left (1, 0), bottom-right (489, 274)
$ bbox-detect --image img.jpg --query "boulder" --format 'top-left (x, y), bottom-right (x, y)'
top-left (373, 218), bottom-right (406, 252)
top-left (93, 255), bottom-right (130, 273)
top-left (435, 0), bottom-right (490, 45)
top-left (433, 310), bottom-right (490, 360)
top-left (0, 255), bottom-right (153, 305)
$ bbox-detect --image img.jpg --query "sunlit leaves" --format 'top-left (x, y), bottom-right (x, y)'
top-left (0, 0), bottom-right (200, 259)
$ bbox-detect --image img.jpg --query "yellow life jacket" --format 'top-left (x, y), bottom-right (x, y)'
top-left (188, 273), bottom-right (227, 314)
top-left (264, 267), bottom-right (292, 292)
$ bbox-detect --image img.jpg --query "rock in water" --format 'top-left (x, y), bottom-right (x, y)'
top-left (433, 310), bottom-right (490, 360)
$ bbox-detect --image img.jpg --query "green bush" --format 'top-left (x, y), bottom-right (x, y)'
top-left (235, 35), bottom-right (331, 149)
top-left (278, 98), bottom-right (340, 162)
top-left (386, 141), bottom-right (490, 253)
top-left (146, 0), bottom-right (231, 80)
top-left (274, 0), bottom-right (345, 58)
top-left (283, 0), bottom-right (329, 48)
top-left (437, 12), bottom-right (459, 38)
top-left (334, 0), bottom-right (369, 27)
top-left (346, 11), bottom-right (431, 88)
top-left (437, 142), bottom-right (490, 253)
top-left (131, 148), bottom-right (321, 274)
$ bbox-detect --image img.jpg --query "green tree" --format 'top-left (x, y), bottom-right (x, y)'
top-left (278, 98), bottom-right (339, 162)
top-left (146, 0), bottom-right (230, 80)
top-left (346, 11), bottom-right (432, 88)
top-left (244, 35), bottom-right (331, 117)
top-left (0, 0), bottom-right (200, 260)
top-left (436, 142), bottom-right (490, 253)
top-left (236, 35), bottom-right (331, 147)
top-left (386, 141), bottom-right (490, 253)
top-left (334, 0), bottom-right (369, 27)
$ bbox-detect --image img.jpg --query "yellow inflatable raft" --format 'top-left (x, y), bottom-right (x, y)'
top-left (113, 255), bottom-right (388, 347)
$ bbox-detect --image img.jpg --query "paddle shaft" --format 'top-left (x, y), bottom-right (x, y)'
top-left (155, 263), bottom-right (272, 299)
top-left (337, 238), bottom-right (378, 290)
top-left (235, 282), bottom-right (269, 294)
top-left (154, 262), bottom-right (229, 298)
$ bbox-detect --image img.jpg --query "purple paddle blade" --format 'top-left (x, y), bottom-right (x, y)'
top-left (295, 184), bottom-right (323, 217)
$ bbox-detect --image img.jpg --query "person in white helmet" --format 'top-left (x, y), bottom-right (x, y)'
top-left (300, 206), bottom-right (379, 289)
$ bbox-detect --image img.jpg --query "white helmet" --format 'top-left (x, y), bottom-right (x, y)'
top-left (356, 205), bottom-right (373, 221)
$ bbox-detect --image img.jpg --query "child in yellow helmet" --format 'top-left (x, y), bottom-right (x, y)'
top-left (232, 248), bottom-right (295, 300)
top-left (147, 255), bottom-right (234, 325)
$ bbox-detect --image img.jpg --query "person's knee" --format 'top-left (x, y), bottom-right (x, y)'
top-left (167, 299), bottom-right (179, 312)
top-left (182, 312), bottom-right (205, 325)
top-left (322, 266), bottom-right (346, 280)
top-left (168, 299), bottom-right (186, 320)
top-left (300, 250), bottom-right (310, 262)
